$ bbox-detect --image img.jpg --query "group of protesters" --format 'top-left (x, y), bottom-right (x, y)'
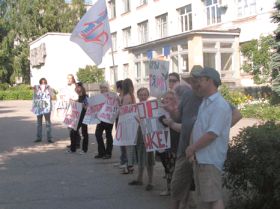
top-left (32, 65), bottom-right (242, 209)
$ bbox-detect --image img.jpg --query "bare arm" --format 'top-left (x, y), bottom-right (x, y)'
top-left (231, 108), bottom-right (242, 127)
top-left (162, 118), bottom-right (182, 133)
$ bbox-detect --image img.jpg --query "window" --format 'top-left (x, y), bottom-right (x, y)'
top-left (111, 32), bottom-right (117, 51)
top-left (122, 27), bottom-right (131, 48)
top-left (144, 61), bottom-right (149, 77)
top-left (205, 0), bottom-right (221, 25)
top-left (178, 4), bottom-right (192, 32)
top-left (237, 0), bottom-right (256, 17)
top-left (138, 0), bottom-right (147, 6)
top-left (138, 21), bottom-right (148, 44)
top-left (135, 62), bottom-right (141, 79)
top-left (108, 0), bottom-right (116, 19)
top-left (171, 56), bottom-right (179, 73)
top-left (203, 53), bottom-right (216, 69)
top-left (221, 53), bottom-right (232, 71)
top-left (123, 64), bottom-right (129, 78)
top-left (156, 13), bottom-right (168, 38)
top-left (122, 0), bottom-right (130, 13)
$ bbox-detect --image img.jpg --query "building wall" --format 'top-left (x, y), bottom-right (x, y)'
top-left (30, 33), bottom-right (94, 91)
top-left (101, 0), bottom-right (277, 86)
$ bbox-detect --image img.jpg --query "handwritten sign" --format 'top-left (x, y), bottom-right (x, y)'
top-left (52, 93), bottom-right (69, 122)
top-left (97, 92), bottom-right (119, 124)
top-left (114, 104), bottom-right (138, 146)
top-left (83, 94), bottom-right (106, 125)
top-left (149, 60), bottom-right (169, 98)
top-left (32, 85), bottom-right (52, 116)
top-left (63, 101), bottom-right (82, 130)
top-left (137, 100), bottom-right (170, 152)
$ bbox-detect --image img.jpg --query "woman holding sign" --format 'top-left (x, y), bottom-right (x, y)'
top-left (33, 78), bottom-right (53, 143)
top-left (128, 87), bottom-right (155, 191)
top-left (121, 78), bottom-right (136, 174)
top-left (94, 82), bottom-right (114, 159)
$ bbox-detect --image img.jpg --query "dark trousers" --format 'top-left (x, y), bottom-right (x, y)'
top-left (70, 119), bottom-right (88, 152)
top-left (95, 121), bottom-right (113, 156)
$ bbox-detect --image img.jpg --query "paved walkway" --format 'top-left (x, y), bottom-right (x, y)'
top-left (0, 100), bottom-right (259, 209)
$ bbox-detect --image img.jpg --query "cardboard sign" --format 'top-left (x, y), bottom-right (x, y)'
top-left (137, 100), bottom-right (170, 152)
top-left (52, 93), bottom-right (69, 122)
top-left (32, 85), bottom-right (52, 116)
top-left (114, 104), bottom-right (138, 146)
top-left (63, 101), bottom-right (83, 130)
top-left (83, 94), bottom-right (106, 125)
top-left (97, 92), bottom-right (119, 124)
top-left (149, 60), bottom-right (169, 98)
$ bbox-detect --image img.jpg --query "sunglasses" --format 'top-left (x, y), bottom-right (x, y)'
top-left (169, 79), bottom-right (179, 83)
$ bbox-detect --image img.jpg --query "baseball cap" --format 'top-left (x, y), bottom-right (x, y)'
top-left (198, 67), bottom-right (222, 86)
top-left (190, 65), bottom-right (203, 77)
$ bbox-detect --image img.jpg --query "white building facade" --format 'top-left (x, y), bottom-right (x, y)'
top-left (100, 0), bottom-right (277, 87)
top-left (30, 0), bottom-right (277, 89)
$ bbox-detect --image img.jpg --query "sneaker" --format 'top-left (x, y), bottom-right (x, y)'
top-left (118, 164), bottom-right (127, 169)
top-left (47, 139), bottom-right (54, 143)
top-left (160, 190), bottom-right (170, 196)
top-left (78, 151), bottom-right (86, 155)
top-left (34, 139), bottom-right (42, 143)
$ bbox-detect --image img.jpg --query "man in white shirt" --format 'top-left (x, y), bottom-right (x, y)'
top-left (185, 67), bottom-right (232, 209)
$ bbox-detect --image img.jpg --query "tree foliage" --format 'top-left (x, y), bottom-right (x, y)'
top-left (271, 0), bottom-right (280, 103)
top-left (0, 0), bottom-right (86, 84)
top-left (77, 65), bottom-right (105, 84)
top-left (240, 35), bottom-right (274, 84)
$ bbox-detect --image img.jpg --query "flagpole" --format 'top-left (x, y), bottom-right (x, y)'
top-left (111, 47), bottom-right (117, 85)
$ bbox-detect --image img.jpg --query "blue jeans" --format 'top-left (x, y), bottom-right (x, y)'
top-left (37, 113), bottom-right (52, 140)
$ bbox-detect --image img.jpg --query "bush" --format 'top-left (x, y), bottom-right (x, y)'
top-left (241, 103), bottom-right (280, 121)
top-left (224, 121), bottom-right (280, 209)
top-left (0, 84), bottom-right (33, 100)
top-left (219, 84), bottom-right (249, 106)
top-left (0, 83), bottom-right (10, 90)
top-left (244, 86), bottom-right (272, 100)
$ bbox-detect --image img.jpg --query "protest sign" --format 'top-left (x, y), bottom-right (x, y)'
top-left (83, 94), bottom-right (106, 125)
top-left (137, 100), bottom-right (170, 152)
top-left (63, 101), bottom-right (83, 130)
top-left (97, 92), bottom-right (119, 124)
top-left (52, 92), bottom-right (69, 122)
top-left (149, 60), bottom-right (169, 98)
top-left (114, 104), bottom-right (138, 146)
top-left (32, 85), bottom-right (52, 116)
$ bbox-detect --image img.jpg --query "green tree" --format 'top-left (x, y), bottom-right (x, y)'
top-left (76, 65), bottom-right (105, 84)
top-left (240, 35), bottom-right (274, 84)
top-left (0, 0), bottom-right (86, 84)
top-left (271, 0), bottom-right (280, 104)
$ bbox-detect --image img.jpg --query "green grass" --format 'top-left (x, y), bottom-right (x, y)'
top-left (241, 103), bottom-right (280, 121)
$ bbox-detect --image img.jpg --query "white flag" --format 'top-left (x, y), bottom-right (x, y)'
top-left (70, 0), bottom-right (112, 65)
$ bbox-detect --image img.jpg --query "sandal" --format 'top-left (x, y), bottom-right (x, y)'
top-left (128, 180), bottom-right (143, 186)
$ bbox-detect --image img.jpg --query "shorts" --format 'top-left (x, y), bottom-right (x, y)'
top-left (171, 156), bottom-right (193, 200)
top-left (193, 163), bottom-right (223, 202)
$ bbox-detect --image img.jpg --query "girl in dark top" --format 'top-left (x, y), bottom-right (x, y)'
top-left (68, 82), bottom-right (89, 153)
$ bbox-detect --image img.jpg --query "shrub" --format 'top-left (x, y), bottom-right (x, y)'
top-left (0, 83), bottom-right (10, 90)
top-left (241, 103), bottom-right (280, 121)
top-left (244, 86), bottom-right (272, 100)
top-left (219, 84), bottom-right (249, 106)
top-left (224, 121), bottom-right (280, 209)
top-left (0, 84), bottom-right (33, 100)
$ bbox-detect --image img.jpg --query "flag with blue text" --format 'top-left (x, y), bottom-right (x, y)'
top-left (70, 0), bottom-right (112, 65)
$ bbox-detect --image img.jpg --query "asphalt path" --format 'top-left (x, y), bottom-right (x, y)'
top-left (0, 100), bottom-right (170, 209)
